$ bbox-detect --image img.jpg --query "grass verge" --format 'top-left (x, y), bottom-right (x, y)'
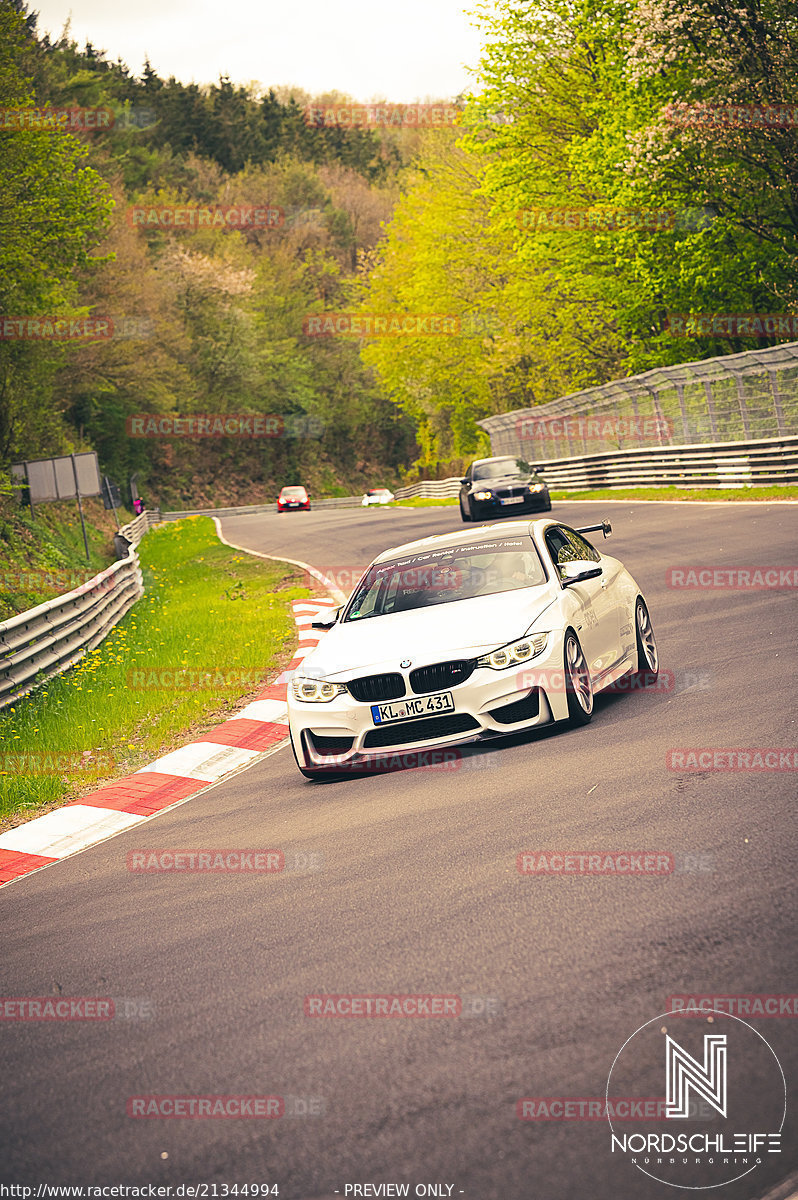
top-left (391, 486), bottom-right (798, 506)
top-left (390, 497), bottom-right (458, 507)
top-left (0, 516), bottom-right (310, 824)
top-left (548, 485), bottom-right (798, 502)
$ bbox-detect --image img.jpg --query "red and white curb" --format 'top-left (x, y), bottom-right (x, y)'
top-left (0, 598), bottom-right (335, 889)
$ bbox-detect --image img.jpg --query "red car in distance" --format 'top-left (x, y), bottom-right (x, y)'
top-left (277, 485), bottom-right (311, 512)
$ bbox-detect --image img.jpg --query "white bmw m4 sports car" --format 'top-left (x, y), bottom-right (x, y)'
top-left (288, 518), bottom-right (658, 778)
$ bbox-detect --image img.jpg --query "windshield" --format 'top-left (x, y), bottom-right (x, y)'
top-left (472, 458), bottom-right (526, 481)
top-left (281, 487), bottom-right (306, 497)
top-left (343, 537), bottom-right (546, 621)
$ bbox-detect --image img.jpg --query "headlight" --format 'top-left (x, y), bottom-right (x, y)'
top-left (531, 483), bottom-right (544, 492)
top-left (473, 489), bottom-right (493, 500)
top-left (476, 633), bottom-right (549, 670)
top-left (291, 677), bottom-right (348, 702)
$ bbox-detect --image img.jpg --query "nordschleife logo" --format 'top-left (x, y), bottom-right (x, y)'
top-left (666, 1032), bottom-right (727, 1119)
top-left (606, 1010), bottom-right (785, 1189)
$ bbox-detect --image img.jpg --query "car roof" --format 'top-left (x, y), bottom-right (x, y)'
top-left (471, 455), bottom-right (519, 466)
top-left (372, 519), bottom-right (557, 563)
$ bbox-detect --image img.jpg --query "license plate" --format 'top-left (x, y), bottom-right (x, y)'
top-left (500, 496), bottom-right (524, 505)
top-left (371, 691), bottom-right (454, 724)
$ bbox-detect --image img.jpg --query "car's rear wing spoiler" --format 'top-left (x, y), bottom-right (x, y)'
top-left (576, 521), bottom-right (612, 538)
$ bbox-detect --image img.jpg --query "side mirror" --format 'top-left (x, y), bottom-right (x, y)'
top-left (311, 605), bottom-right (342, 630)
top-left (560, 561), bottom-right (603, 587)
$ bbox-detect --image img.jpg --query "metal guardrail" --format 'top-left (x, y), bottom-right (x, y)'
top-left (160, 497), bottom-right (363, 520)
top-left (303, 496), bottom-right (362, 511)
top-left (527, 435), bottom-right (798, 489)
top-left (394, 436), bottom-right (798, 497)
top-left (0, 510), bottom-right (159, 710)
top-left (394, 479), bottom-right (461, 499)
top-left (119, 508), bottom-right (161, 544)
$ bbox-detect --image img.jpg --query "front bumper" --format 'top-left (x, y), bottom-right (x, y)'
top-left (288, 637), bottom-right (570, 773)
top-left (470, 493), bottom-right (550, 518)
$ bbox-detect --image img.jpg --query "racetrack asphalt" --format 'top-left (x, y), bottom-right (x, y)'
top-left (1, 500), bottom-right (796, 1200)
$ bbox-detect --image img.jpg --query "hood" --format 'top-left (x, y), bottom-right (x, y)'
top-left (300, 585), bottom-right (560, 681)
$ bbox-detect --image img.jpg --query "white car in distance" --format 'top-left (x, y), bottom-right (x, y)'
top-left (362, 488), bottom-right (396, 506)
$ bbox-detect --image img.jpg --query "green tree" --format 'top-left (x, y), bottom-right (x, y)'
top-left (0, 0), bottom-right (112, 463)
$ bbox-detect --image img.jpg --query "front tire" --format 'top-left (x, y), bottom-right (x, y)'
top-left (632, 597), bottom-right (658, 682)
top-left (459, 497), bottom-right (472, 523)
top-left (563, 631), bottom-right (593, 726)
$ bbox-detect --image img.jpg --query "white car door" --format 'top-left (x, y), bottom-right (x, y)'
top-left (544, 526), bottom-right (622, 682)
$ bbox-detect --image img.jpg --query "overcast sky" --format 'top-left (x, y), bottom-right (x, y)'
top-left (30, 0), bottom-right (485, 101)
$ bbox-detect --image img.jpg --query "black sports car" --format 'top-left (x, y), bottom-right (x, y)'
top-left (459, 456), bottom-right (551, 522)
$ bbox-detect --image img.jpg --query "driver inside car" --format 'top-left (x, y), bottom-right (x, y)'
top-left (471, 554), bottom-right (530, 593)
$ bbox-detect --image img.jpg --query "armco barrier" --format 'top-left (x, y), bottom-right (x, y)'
top-left (119, 508), bottom-right (161, 545)
top-left (0, 510), bottom-right (160, 710)
top-left (160, 497), bottom-right (362, 520)
top-left (520, 435), bottom-right (798, 489)
top-left (393, 479), bottom-right (461, 500)
top-left (395, 435), bottom-right (798, 496)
